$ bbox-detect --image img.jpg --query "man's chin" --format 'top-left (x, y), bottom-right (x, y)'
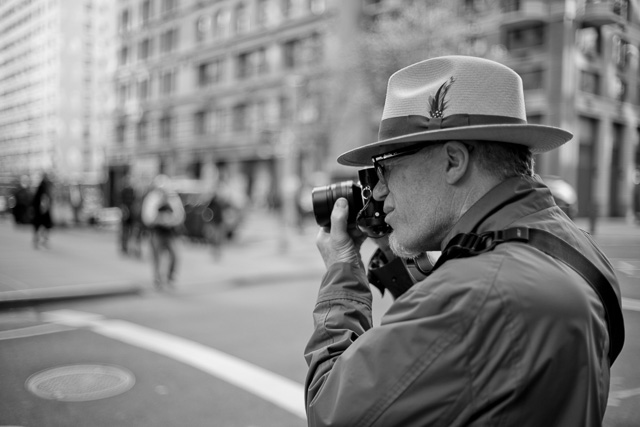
top-left (389, 233), bottom-right (422, 260)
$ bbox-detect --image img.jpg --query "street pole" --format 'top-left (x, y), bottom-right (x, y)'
top-left (278, 75), bottom-right (304, 253)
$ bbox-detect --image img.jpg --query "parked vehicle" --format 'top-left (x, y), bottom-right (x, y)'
top-left (173, 178), bottom-right (245, 242)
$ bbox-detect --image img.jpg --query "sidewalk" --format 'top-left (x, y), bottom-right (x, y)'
top-left (0, 209), bottom-right (326, 308)
top-left (0, 211), bottom-right (638, 308)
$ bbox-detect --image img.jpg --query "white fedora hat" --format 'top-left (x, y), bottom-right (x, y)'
top-left (337, 55), bottom-right (573, 166)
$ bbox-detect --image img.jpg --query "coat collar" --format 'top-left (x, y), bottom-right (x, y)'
top-left (441, 175), bottom-right (557, 250)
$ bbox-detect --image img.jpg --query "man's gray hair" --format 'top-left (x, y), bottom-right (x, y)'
top-left (470, 141), bottom-right (534, 180)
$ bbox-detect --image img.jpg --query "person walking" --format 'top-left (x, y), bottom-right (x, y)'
top-left (10, 175), bottom-right (32, 225)
top-left (141, 175), bottom-right (185, 288)
top-left (203, 191), bottom-right (226, 260)
top-left (31, 173), bottom-right (54, 249)
top-left (119, 174), bottom-right (137, 256)
top-left (306, 56), bottom-right (624, 426)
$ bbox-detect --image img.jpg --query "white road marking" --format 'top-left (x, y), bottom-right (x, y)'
top-left (614, 260), bottom-right (640, 276)
top-left (41, 309), bottom-right (306, 420)
top-left (622, 298), bottom-right (640, 312)
top-left (0, 323), bottom-right (74, 340)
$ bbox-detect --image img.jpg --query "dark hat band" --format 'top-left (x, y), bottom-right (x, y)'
top-left (378, 114), bottom-right (527, 141)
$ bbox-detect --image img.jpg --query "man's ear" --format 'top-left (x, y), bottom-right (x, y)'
top-left (443, 141), bottom-right (471, 185)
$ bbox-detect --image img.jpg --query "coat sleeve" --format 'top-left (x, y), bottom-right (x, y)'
top-left (303, 258), bottom-right (507, 427)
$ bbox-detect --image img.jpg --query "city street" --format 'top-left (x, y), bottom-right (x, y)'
top-left (0, 212), bottom-right (638, 426)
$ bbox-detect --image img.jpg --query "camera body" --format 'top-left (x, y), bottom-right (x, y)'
top-left (311, 167), bottom-right (391, 238)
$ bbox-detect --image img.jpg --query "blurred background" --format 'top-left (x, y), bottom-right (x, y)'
top-left (0, 0), bottom-right (639, 229)
top-left (1, 1), bottom-right (640, 426)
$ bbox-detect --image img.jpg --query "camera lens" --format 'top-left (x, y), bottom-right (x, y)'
top-left (311, 181), bottom-right (363, 228)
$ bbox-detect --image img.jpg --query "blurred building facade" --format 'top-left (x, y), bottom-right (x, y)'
top-left (0, 0), bottom-right (116, 186)
top-left (486, 0), bottom-right (640, 218)
top-left (361, 0), bottom-right (640, 218)
top-left (107, 0), bottom-right (348, 210)
top-left (1, 0), bottom-right (638, 219)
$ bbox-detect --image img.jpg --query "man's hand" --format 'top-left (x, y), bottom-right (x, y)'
top-left (316, 198), bottom-right (367, 269)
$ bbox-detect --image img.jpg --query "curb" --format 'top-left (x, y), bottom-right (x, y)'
top-left (0, 282), bottom-right (143, 309)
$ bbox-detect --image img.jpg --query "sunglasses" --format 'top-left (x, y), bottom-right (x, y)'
top-left (371, 142), bottom-right (475, 187)
top-left (371, 145), bottom-right (424, 187)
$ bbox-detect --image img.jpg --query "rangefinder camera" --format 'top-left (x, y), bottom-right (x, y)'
top-left (311, 167), bottom-right (391, 238)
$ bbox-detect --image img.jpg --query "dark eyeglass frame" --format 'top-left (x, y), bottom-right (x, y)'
top-left (371, 145), bottom-right (424, 187)
top-left (371, 142), bottom-right (475, 187)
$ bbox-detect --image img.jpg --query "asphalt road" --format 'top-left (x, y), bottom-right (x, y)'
top-left (0, 214), bottom-right (638, 426)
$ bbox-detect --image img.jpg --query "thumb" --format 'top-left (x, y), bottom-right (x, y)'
top-left (330, 198), bottom-right (349, 238)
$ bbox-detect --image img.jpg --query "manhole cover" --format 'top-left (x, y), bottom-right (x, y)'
top-left (25, 364), bottom-right (135, 402)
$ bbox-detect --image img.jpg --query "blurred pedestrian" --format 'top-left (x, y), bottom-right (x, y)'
top-left (10, 175), bottom-right (32, 225)
top-left (32, 173), bottom-right (53, 248)
top-left (203, 191), bottom-right (226, 260)
top-left (69, 184), bottom-right (82, 225)
top-left (119, 174), bottom-right (137, 256)
top-left (141, 175), bottom-right (185, 288)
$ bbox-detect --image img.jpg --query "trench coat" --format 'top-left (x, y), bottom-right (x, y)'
top-left (304, 176), bottom-right (620, 427)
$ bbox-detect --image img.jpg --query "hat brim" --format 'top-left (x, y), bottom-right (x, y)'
top-left (337, 124), bottom-right (573, 167)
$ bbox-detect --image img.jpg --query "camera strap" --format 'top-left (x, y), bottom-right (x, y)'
top-left (432, 227), bottom-right (624, 365)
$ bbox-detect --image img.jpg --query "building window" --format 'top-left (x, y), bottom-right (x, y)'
top-left (213, 9), bottom-right (229, 38)
top-left (237, 48), bottom-right (269, 79)
top-left (612, 36), bottom-right (629, 71)
top-left (119, 46), bottom-right (130, 65)
top-left (506, 24), bottom-right (545, 51)
top-left (195, 15), bottom-right (211, 42)
top-left (309, 0), bottom-right (325, 14)
top-left (137, 114), bottom-right (148, 142)
top-left (160, 114), bottom-right (173, 140)
top-left (255, 48), bottom-right (268, 74)
top-left (282, 0), bottom-right (293, 19)
top-left (255, 99), bottom-right (267, 130)
top-left (279, 95), bottom-right (291, 123)
top-left (580, 70), bottom-right (600, 95)
top-left (160, 69), bottom-right (176, 95)
top-left (139, 38), bottom-right (152, 60)
top-left (138, 77), bottom-right (150, 100)
top-left (257, 0), bottom-right (270, 27)
top-left (162, 0), bottom-right (177, 15)
top-left (211, 107), bottom-right (226, 133)
top-left (197, 59), bottom-right (224, 86)
top-left (161, 28), bottom-right (179, 53)
top-left (235, 3), bottom-right (250, 35)
top-left (194, 110), bottom-right (208, 135)
top-left (519, 69), bottom-right (544, 91)
top-left (117, 82), bottom-right (130, 107)
top-left (233, 103), bottom-right (248, 131)
top-left (283, 39), bottom-right (301, 69)
top-left (119, 8), bottom-right (131, 33)
top-left (613, 0), bottom-right (629, 20)
top-left (500, 0), bottom-right (520, 12)
top-left (577, 27), bottom-right (600, 58)
top-left (116, 119), bottom-right (126, 143)
top-left (237, 52), bottom-right (250, 79)
top-left (141, 0), bottom-right (153, 24)
top-left (305, 33), bottom-right (323, 65)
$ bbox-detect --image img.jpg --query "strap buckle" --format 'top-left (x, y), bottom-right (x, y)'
top-left (444, 227), bottom-right (530, 259)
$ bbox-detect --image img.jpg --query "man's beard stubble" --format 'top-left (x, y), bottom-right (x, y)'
top-left (389, 232), bottom-right (423, 260)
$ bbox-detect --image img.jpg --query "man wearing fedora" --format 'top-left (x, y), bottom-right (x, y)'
top-left (305, 56), bottom-right (623, 426)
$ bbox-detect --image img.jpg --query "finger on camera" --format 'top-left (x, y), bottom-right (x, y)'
top-left (330, 198), bottom-right (349, 229)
